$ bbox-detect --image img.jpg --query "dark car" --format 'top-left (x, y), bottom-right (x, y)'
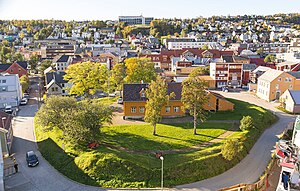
top-left (26, 151), bottom-right (39, 167)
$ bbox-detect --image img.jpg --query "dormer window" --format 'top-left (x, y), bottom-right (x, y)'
top-left (140, 88), bottom-right (146, 98)
top-left (141, 92), bottom-right (145, 98)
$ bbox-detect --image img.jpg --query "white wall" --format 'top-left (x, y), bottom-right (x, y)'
top-left (0, 74), bottom-right (22, 108)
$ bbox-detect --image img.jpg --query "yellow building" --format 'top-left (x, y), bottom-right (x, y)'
top-left (257, 69), bottom-right (300, 102)
top-left (123, 83), bottom-right (234, 118)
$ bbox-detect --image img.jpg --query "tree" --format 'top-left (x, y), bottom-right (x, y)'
top-left (239, 116), bottom-right (255, 131)
top-left (145, 76), bottom-right (175, 135)
top-left (264, 54), bottom-right (275, 63)
top-left (189, 67), bottom-right (208, 77)
top-left (181, 77), bottom-right (208, 135)
top-left (221, 139), bottom-right (243, 161)
top-left (28, 54), bottom-right (39, 72)
top-left (64, 61), bottom-right (109, 97)
top-left (125, 58), bottom-right (157, 84)
top-left (201, 44), bottom-right (209, 50)
top-left (110, 63), bottom-right (126, 95)
top-left (12, 52), bottom-right (24, 62)
top-left (35, 96), bottom-right (78, 132)
top-left (20, 76), bottom-right (29, 93)
top-left (62, 100), bottom-right (113, 144)
top-left (256, 48), bottom-right (263, 57)
top-left (39, 59), bottom-right (52, 75)
top-left (35, 96), bottom-right (113, 144)
top-left (181, 28), bottom-right (188, 37)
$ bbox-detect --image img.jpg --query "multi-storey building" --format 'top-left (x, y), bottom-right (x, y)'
top-left (0, 74), bottom-right (22, 108)
top-left (210, 55), bottom-right (250, 88)
top-left (163, 38), bottom-right (222, 50)
top-left (53, 55), bottom-right (73, 72)
top-left (37, 39), bottom-right (76, 59)
top-left (119, 15), bottom-right (153, 25)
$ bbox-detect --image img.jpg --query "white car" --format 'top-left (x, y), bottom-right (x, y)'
top-left (4, 105), bottom-right (13, 114)
top-left (20, 98), bottom-right (28, 105)
top-left (117, 98), bottom-right (123, 104)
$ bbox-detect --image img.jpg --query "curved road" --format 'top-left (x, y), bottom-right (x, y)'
top-left (4, 88), bottom-right (296, 191)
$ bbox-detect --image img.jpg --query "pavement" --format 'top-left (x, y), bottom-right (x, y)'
top-left (3, 84), bottom-right (296, 191)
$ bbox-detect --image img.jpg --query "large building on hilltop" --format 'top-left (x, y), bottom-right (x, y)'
top-left (119, 15), bottom-right (154, 25)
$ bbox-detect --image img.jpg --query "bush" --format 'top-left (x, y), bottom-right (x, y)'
top-left (239, 116), bottom-right (255, 131)
top-left (221, 139), bottom-right (242, 161)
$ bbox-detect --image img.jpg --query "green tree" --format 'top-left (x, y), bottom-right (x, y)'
top-left (264, 54), bottom-right (275, 63)
top-left (28, 54), bottom-right (39, 72)
top-left (256, 48), bottom-right (263, 56)
top-left (189, 67), bottom-right (209, 77)
top-left (64, 61), bottom-right (109, 97)
top-left (239, 116), bottom-right (255, 131)
top-left (12, 52), bottom-right (24, 62)
top-left (35, 96), bottom-right (77, 132)
top-left (39, 59), bottom-right (52, 75)
top-left (201, 44), bottom-right (209, 50)
top-left (221, 139), bottom-right (243, 161)
top-left (125, 58), bottom-right (156, 84)
top-left (110, 63), bottom-right (126, 95)
top-left (181, 77), bottom-right (208, 135)
top-left (20, 75), bottom-right (29, 93)
top-left (145, 76), bottom-right (175, 135)
top-left (181, 28), bottom-right (188, 37)
top-left (62, 100), bottom-right (113, 144)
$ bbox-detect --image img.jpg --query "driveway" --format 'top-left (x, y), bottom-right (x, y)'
top-left (175, 91), bottom-right (296, 190)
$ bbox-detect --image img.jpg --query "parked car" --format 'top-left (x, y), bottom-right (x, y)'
top-left (4, 105), bottom-right (13, 114)
top-left (117, 98), bottom-right (123, 104)
top-left (23, 93), bottom-right (30, 100)
top-left (20, 98), bottom-right (28, 105)
top-left (26, 151), bottom-right (39, 167)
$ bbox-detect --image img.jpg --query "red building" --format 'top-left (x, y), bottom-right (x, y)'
top-left (0, 62), bottom-right (28, 77)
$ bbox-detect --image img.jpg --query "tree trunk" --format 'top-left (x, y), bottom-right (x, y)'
top-left (153, 123), bottom-right (156, 135)
top-left (193, 107), bottom-right (197, 135)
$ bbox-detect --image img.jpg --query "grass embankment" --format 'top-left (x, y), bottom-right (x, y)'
top-left (35, 99), bottom-right (277, 188)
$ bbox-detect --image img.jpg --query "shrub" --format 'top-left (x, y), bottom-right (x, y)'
top-left (239, 115), bottom-right (255, 131)
top-left (221, 139), bottom-right (243, 161)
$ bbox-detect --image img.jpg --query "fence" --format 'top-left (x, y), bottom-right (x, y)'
top-left (0, 141), bottom-right (4, 191)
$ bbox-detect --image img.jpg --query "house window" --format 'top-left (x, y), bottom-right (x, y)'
top-left (139, 107), bottom-right (145, 113)
top-left (289, 85), bottom-right (293, 89)
top-left (62, 90), bottom-right (65, 94)
top-left (10, 69), bottom-right (13, 72)
top-left (51, 87), bottom-right (55, 91)
top-left (18, 68), bottom-right (21, 72)
top-left (275, 84), bottom-right (279, 89)
top-left (165, 106), bottom-right (171, 113)
top-left (62, 84), bottom-right (65, 88)
top-left (55, 87), bottom-right (58, 91)
top-left (278, 77), bottom-right (281, 82)
top-left (141, 92), bottom-right (145, 98)
top-left (131, 107), bottom-right (137, 113)
top-left (2, 80), bottom-right (6, 83)
top-left (174, 106), bottom-right (180, 113)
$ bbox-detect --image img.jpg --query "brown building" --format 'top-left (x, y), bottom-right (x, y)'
top-left (0, 62), bottom-right (28, 78)
top-left (123, 83), bottom-right (234, 118)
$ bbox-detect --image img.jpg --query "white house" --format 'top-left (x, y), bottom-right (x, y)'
top-left (53, 55), bottom-right (73, 72)
top-left (45, 71), bottom-right (72, 96)
top-left (0, 74), bottom-right (22, 108)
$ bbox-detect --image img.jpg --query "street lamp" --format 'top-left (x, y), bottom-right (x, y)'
top-left (160, 156), bottom-right (164, 191)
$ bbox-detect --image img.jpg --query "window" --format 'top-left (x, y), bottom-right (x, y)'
top-left (174, 106), bottom-right (180, 113)
top-left (62, 90), bottom-right (65, 94)
top-left (131, 107), bottom-right (136, 113)
top-left (289, 85), bottom-right (293, 89)
top-left (165, 106), bottom-right (171, 113)
top-left (18, 68), bottom-right (21, 72)
top-left (275, 84), bottom-right (279, 89)
top-left (139, 107), bottom-right (145, 113)
top-left (10, 69), bottom-right (13, 72)
top-left (62, 84), bottom-right (65, 88)
top-left (2, 80), bottom-right (6, 83)
top-left (51, 87), bottom-right (55, 91)
top-left (55, 87), bottom-right (58, 91)
top-left (278, 77), bottom-right (282, 82)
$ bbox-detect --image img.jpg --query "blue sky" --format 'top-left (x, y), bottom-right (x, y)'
top-left (0, 0), bottom-right (299, 20)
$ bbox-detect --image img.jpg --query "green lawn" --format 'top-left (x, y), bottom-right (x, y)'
top-left (96, 97), bottom-right (118, 105)
top-left (208, 99), bottom-right (270, 120)
top-left (101, 123), bottom-right (232, 151)
top-left (35, 99), bottom-right (277, 188)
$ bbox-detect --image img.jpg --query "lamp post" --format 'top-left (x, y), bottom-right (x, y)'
top-left (160, 156), bottom-right (164, 191)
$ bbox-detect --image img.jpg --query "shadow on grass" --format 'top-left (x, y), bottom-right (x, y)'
top-left (38, 138), bottom-right (99, 186)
